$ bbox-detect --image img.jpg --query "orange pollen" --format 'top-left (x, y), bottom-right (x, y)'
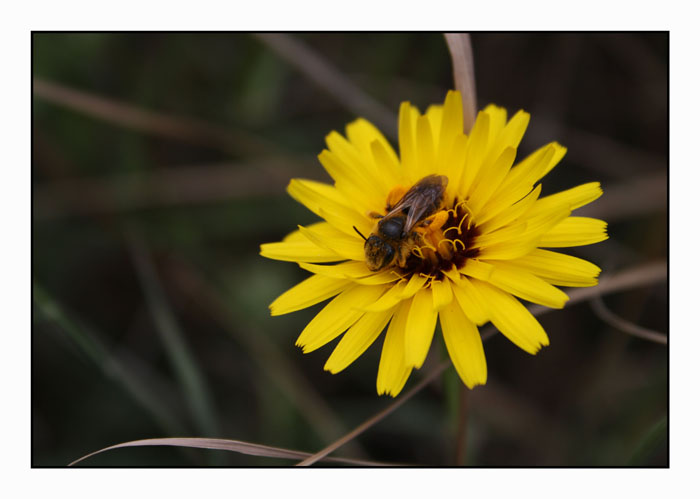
top-left (395, 198), bottom-right (481, 280)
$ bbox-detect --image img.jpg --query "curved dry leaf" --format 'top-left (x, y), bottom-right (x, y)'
top-left (69, 437), bottom-right (394, 467)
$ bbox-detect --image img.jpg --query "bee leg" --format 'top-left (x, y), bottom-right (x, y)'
top-left (367, 211), bottom-right (384, 219)
top-left (385, 185), bottom-right (409, 211)
top-left (426, 210), bottom-right (449, 231)
top-left (415, 210), bottom-right (450, 234)
top-left (426, 210), bottom-right (452, 259)
top-left (413, 210), bottom-right (451, 255)
top-left (396, 242), bottom-right (411, 268)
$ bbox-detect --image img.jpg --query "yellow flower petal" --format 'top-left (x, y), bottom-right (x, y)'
top-left (362, 280), bottom-right (408, 312)
top-left (324, 306), bottom-right (396, 374)
top-left (370, 139), bottom-right (401, 185)
top-left (476, 184), bottom-right (542, 233)
top-left (298, 261), bottom-right (375, 279)
top-left (507, 249), bottom-right (602, 287)
top-left (296, 284), bottom-right (386, 353)
top-left (438, 90), bottom-right (464, 153)
top-left (325, 129), bottom-right (384, 187)
top-left (451, 277), bottom-right (490, 326)
top-left (478, 207), bottom-right (571, 260)
top-left (539, 216), bottom-right (608, 247)
top-left (425, 104), bottom-right (443, 146)
top-left (282, 221), bottom-right (331, 242)
top-left (400, 272), bottom-right (429, 299)
top-left (404, 288), bottom-right (438, 368)
top-left (318, 150), bottom-right (383, 214)
top-left (377, 300), bottom-right (413, 397)
top-left (259, 240), bottom-right (342, 263)
top-left (522, 206), bottom-right (572, 238)
top-left (483, 104), bottom-right (507, 146)
top-left (287, 178), bottom-right (372, 237)
top-left (482, 143), bottom-right (558, 218)
top-left (439, 301), bottom-right (487, 388)
top-left (472, 110), bottom-right (529, 194)
top-left (297, 223), bottom-right (365, 261)
top-left (473, 222), bottom-right (528, 249)
top-left (530, 182), bottom-right (603, 217)
top-left (485, 262), bottom-right (570, 309)
top-left (457, 110), bottom-right (490, 199)
top-left (468, 146), bottom-right (517, 217)
top-left (398, 101), bottom-right (420, 182)
top-left (497, 110), bottom-right (530, 152)
top-left (416, 114), bottom-right (436, 173)
top-left (445, 134), bottom-right (469, 203)
top-left (459, 259), bottom-right (494, 281)
top-left (287, 177), bottom-right (348, 212)
top-left (270, 274), bottom-right (353, 316)
top-left (441, 265), bottom-right (463, 284)
top-left (345, 118), bottom-right (394, 164)
top-left (354, 270), bottom-right (405, 285)
top-left (431, 278), bottom-right (454, 311)
top-left (477, 239), bottom-right (540, 261)
top-left (345, 118), bottom-right (399, 191)
top-left (539, 141), bottom-right (567, 178)
top-left (471, 280), bottom-right (549, 354)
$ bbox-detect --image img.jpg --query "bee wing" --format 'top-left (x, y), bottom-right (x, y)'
top-left (385, 175), bottom-right (448, 232)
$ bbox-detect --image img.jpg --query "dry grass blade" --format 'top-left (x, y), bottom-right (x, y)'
top-left (297, 260), bottom-right (667, 466)
top-left (444, 33), bottom-right (477, 131)
top-left (33, 160), bottom-right (319, 220)
top-left (591, 295), bottom-right (667, 345)
top-left (253, 34), bottom-right (397, 139)
top-left (68, 437), bottom-right (393, 467)
top-left (33, 78), bottom-right (274, 156)
top-left (126, 232), bottom-right (220, 437)
top-left (33, 283), bottom-right (187, 436)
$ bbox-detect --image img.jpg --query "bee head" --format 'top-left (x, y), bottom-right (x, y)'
top-left (364, 235), bottom-right (396, 271)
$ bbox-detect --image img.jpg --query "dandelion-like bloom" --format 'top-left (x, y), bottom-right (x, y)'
top-left (261, 91), bottom-right (607, 396)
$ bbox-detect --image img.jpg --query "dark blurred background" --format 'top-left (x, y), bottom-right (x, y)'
top-left (32, 33), bottom-right (668, 466)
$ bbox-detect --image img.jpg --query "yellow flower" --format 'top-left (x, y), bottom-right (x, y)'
top-left (261, 90), bottom-right (607, 397)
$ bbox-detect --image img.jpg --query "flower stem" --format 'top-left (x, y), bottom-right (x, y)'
top-left (454, 384), bottom-right (470, 465)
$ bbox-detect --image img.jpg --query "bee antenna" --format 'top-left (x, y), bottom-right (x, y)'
top-left (353, 226), bottom-right (368, 241)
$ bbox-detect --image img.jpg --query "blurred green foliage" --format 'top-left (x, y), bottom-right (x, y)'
top-left (33, 33), bottom-right (667, 466)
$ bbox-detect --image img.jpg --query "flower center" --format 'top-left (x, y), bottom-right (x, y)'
top-left (394, 199), bottom-right (480, 280)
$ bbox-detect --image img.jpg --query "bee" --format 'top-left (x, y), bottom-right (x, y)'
top-left (357, 174), bottom-right (448, 271)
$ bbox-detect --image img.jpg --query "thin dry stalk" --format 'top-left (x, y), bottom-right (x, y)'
top-left (527, 118), bottom-right (667, 180)
top-left (33, 78), bottom-right (274, 156)
top-left (297, 260), bottom-right (667, 466)
top-left (32, 159), bottom-right (320, 220)
top-left (576, 171), bottom-right (667, 222)
top-left (252, 34), bottom-right (397, 139)
top-left (444, 34), bottom-right (478, 131)
top-left (296, 360), bottom-right (451, 466)
top-left (591, 295), bottom-right (667, 345)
